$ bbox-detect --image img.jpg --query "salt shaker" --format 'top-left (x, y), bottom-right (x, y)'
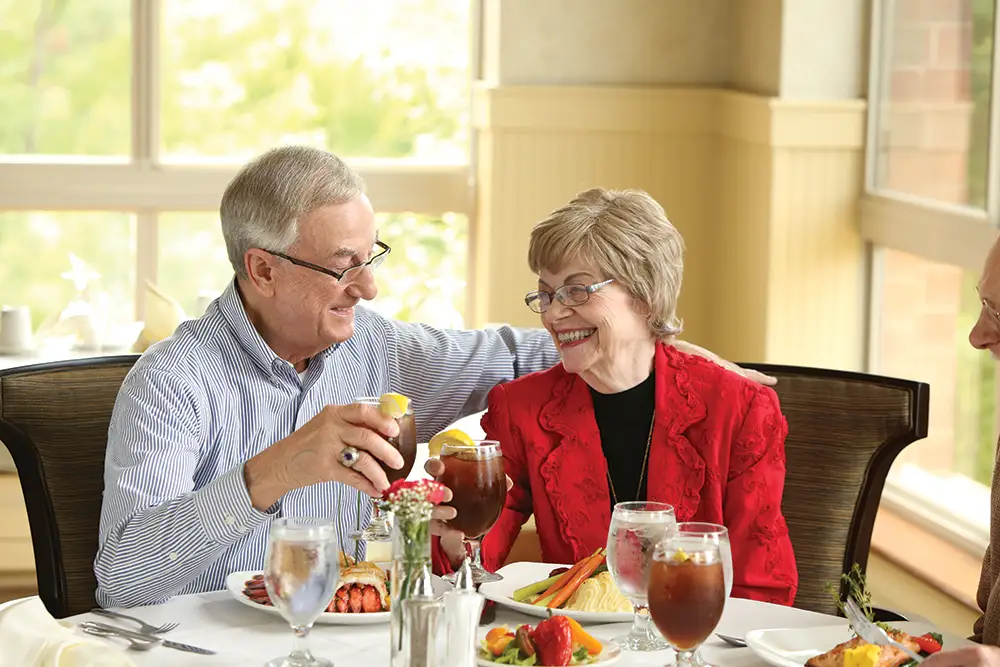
top-left (402, 563), bottom-right (443, 667)
top-left (444, 558), bottom-right (485, 667)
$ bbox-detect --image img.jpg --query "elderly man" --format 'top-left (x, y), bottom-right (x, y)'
top-left (94, 145), bottom-right (768, 608)
top-left (919, 238), bottom-right (1000, 667)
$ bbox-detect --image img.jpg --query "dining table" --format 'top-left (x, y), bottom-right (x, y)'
top-left (60, 589), bottom-right (873, 667)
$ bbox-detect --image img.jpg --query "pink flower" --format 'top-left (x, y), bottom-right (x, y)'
top-left (380, 480), bottom-right (449, 518)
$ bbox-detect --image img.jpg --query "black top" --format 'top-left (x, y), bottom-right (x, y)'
top-left (590, 371), bottom-right (656, 511)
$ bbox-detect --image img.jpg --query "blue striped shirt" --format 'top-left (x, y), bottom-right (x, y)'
top-left (95, 279), bottom-right (559, 608)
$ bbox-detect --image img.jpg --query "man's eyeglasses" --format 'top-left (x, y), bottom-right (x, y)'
top-left (983, 298), bottom-right (1000, 328)
top-left (524, 279), bottom-right (614, 314)
top-left (265, 240), bottom-right (391, 283)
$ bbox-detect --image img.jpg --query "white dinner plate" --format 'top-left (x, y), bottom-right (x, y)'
top-left (225, 567), bottom-right (452, 626)
top-left (477, 562), bottom-right (633, 625)
top-left (745, 622), bottom-right (975, 667)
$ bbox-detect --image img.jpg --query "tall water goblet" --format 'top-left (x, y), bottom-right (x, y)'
top-left (350, 396), bottom-right (417, 542)
top-left (606, 501), bottom-right (676, 651)
top-left (649, 528), bottom-right (727, 667)
top-left (433, 440), bottom-right (506, 584)
top-left (264, 517), bottom-right (340, 667)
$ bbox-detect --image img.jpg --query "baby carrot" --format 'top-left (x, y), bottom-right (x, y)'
top-left (547, 552), bottom-right (605, 609)
top-left (532, 549), bottom-right (600, 605)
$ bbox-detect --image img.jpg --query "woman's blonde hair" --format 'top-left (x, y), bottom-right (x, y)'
top-left (527, 188), bottom-right (684, 338)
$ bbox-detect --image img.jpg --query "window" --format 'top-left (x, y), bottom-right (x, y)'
top-left (870, 0), bottom-right (994, 208)
top-left (0, 1), bottom-right (131, 158)
top-left (864, 0), bottom-right (999, 553)
top-left (0, 212), bottom-right (135, 330)
top-left (160, 0), bottom-right (470, 162)
top-left (0, 1), bottom-right (474, 346)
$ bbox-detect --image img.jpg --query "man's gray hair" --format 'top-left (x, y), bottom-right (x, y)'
top-left (220, 145), bottom-right (366, 278)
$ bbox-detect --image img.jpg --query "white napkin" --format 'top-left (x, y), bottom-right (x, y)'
top-left (0, 597), bottom-right (136, 667)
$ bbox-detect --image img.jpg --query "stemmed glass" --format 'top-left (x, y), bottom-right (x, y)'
top-left (605, 501), bottom-right (676, 651)
top-left (648, 525), bottom-right (727, 667)
top-left (679, 522), bottom-right (733, 598)
top-left (350, 396), bottom-right (417, 542)
top-left (433, 440), bottom-right (507, 584)
top-left (263, 517), bottom-right (340, 667)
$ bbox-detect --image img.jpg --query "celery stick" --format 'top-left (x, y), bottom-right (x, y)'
top-left (512, 573), bottom-right (561, 602)
top-left (532, 591), bottom-right (557, 607)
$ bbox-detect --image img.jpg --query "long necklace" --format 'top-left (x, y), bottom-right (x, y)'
top-left (607, 414), bottom-right (655, 505)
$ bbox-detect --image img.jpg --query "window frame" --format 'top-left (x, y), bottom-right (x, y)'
top-left (0, 0), bottom-right (477, 321)
top-left (863, 0), bottom-right (1000, 557)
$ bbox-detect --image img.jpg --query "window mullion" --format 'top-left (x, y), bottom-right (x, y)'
top-left (864, 0), bottom-right (890, 193)
top-left (131, 0), bottom-right (160, 166)
top-left (135, 211), bottom-right (159, 322)
top-left (986, 0), bottom-right (1000, 222)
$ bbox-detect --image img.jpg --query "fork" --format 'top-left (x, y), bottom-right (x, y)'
top-left (91, 608), bottom-right (179, 634)
top-left (81, 626), bottom-right (162, 651)
top-left (844, 598), bottom-right (923, 663)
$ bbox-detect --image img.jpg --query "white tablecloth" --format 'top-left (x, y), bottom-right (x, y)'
top-left (63, 592), bottom-right (849, 666)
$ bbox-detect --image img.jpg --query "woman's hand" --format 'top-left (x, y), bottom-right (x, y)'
top-left (671, 339), bottom-right (777, 386)
top-left (424, 457), bottom-right (514, 568)
top-left (920, 646), bottom-right (1000, 667)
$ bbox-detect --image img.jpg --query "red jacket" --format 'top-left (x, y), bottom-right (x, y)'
top-left (432, 343), bottom-right (798, 606)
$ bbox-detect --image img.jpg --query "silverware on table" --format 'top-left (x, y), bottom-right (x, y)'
top-left (82, 626), bottom-right (162, 651)
top-left (716, 632), bottom-right (748, 647)
top-left (78, 621), bottom-right (217, 655)
top-left (91, 608), bottom-right (179, 634)
top-left (844, 598), bottom-right (923, 663)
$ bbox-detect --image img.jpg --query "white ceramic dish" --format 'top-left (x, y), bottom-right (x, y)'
top-left (225, 567), bottom-right (451, 626)
top-left (477, 562), bottom-right (632, 625)
top-left (745, 622), bottom-right (974, 667)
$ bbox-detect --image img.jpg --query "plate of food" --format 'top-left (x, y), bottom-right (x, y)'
top-left (478, 616), bottom-right (621, 666)
top-left (226, 551), bottom-right (449, 625)
top-left (477, 550), bottom-right (633, 624)
top-left (745, 621), bottom-right (968, 667)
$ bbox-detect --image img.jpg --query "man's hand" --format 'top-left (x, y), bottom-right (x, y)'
top-left (243, 403), bottom-right (405, 511)
top-left (424, 457), bottom-right (514, 568)
top-left (671, 339), bottom-right (777, 386)
top-left (921, 646), bottom-right (1000, 667)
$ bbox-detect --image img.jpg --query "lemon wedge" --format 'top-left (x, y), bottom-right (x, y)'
top-left (379, 392), bottom-right (410, 418)
top-left (672, 548), bottom-right (689, 563)
top-left (428, 429), bottom-right (475, 457)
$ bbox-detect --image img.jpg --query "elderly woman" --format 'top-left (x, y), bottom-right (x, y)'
top-left (431, 188), bottom-right (798, 607)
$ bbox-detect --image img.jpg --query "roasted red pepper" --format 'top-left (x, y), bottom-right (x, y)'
top-left (531, 616), bottom-right (574, 666)
top-left (913, 634), bottom-right (942, 655)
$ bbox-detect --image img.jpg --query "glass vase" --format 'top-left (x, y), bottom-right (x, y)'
top-left (389, 507), bottom-right (433, 667)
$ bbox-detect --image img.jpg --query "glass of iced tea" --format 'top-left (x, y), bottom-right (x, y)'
top-left (678, 522), bottom-right (733, 598)
top-left (350, 396), bottom-right (417, 542)
top-left (648, 525), bottom-right (727, 667)
top-left (606, 501), bottom-right (676, 651)
top-left (433, 440), bottom-right (506, 584)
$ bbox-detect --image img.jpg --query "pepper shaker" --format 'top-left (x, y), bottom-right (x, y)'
top-left (444, 558), bottom-right (485, 667)
top-left (402, 563), bottom-right (443, 667)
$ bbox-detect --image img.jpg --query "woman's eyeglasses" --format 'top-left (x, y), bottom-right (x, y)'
top-left (524, 279), bottom-right (614, 313)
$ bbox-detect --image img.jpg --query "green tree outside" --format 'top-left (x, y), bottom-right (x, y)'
top-left (0, 0), bottom-right (469, 331)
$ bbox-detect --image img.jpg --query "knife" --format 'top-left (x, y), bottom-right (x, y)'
top-left (79, 621), bottom-right (217, 655)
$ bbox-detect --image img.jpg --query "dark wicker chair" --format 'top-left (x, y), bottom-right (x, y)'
top-left (0, 355), bottom-right (139, 618)
top-left (741, 363), bottom-right (929, 615)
